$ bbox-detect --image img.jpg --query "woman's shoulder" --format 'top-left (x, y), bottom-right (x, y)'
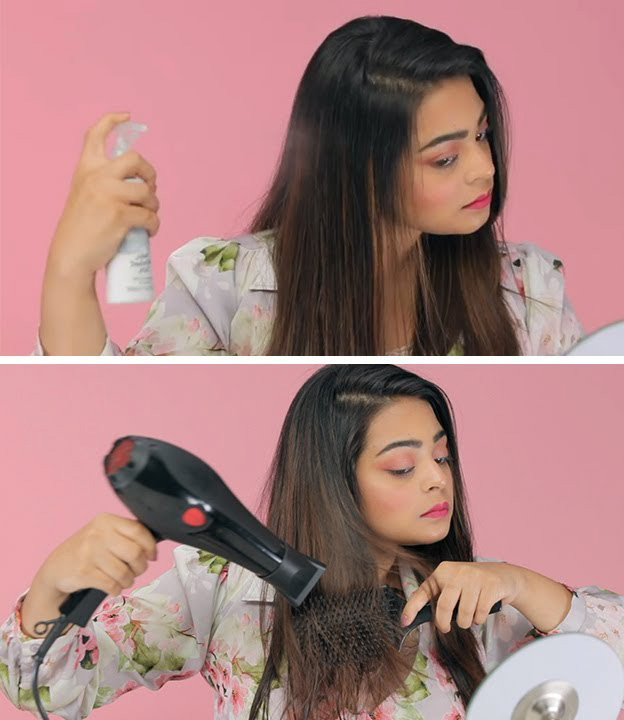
top-left (168, 228), bottom-right (275, 263)
top-left (497, 241), bottom-right (584, 355)
top-left (173, 544), bottom-right (275, 602)
top-left (498, 240), bottom-right (570, 301)
top-left (165, 228), bottom-right (277, 293)
top-left (499, 240), bottom-right (567, 275)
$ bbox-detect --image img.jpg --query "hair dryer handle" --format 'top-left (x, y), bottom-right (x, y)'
top-left (58, 588), bottom-right (108, 628)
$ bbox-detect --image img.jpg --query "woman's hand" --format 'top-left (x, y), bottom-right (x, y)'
top-left (47, 111), bottom-right (161, 279)
top-left (34, 511), bottom-right (159, 600)
top-left (400, 560), bottom-right (526, 633)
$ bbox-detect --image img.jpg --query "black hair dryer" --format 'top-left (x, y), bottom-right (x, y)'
top-left (58, 436), bottom-right (327, 628)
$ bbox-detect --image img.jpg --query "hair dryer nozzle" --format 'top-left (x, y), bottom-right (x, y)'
top-left (262, 544), bottom-right (326, 607)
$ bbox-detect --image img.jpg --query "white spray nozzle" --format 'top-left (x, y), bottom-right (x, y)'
top-left (111, 121), bottom-right (149, 158)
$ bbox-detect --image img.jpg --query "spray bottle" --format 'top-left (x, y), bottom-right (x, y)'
top-left (105, 121), bottom-right (155, 303)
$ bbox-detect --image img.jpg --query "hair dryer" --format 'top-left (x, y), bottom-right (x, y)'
top-left (58, 435), bottom-right (326, 628)
top-left (30, 436), bottom-right (325, 720)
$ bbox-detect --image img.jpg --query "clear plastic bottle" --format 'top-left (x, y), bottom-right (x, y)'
top-left (105, 121), bottom-right (155, 303)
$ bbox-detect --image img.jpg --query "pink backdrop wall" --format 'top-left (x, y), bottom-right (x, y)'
top-left (2, 0), bottom-right (624, 354)
top-left (0, 362), bottom-right (622, 718)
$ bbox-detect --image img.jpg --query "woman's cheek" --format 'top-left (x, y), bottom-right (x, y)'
top-left (371, 485), bottom-right (414, 513)
top-left (414, 178), bottom-right (457, 217)
top-left (427, 180), bottom-right (457, 208)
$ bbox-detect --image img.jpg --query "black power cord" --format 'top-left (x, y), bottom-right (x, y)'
top-left (27, 586), bottom-right (108, 719)
top-left (31, 615), bottom-right (73, 720)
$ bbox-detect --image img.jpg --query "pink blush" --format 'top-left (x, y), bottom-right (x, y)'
top-left (374, 490), bottom-right (410, 512)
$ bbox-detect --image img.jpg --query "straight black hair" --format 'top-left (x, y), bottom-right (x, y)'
top-left (248, 15), bottom-right (527, 354)
top-left (250, 364), bottom-right (484, 719)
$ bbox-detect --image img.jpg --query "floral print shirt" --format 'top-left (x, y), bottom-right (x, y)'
top-left (32, 230), bottom-right (584, 356)
top-left (1, 546), bottom-right (622, 720)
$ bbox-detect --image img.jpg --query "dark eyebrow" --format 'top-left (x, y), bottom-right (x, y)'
top-left (376, 429), bottom-right (447, 456)
top-left (417, 104), bottom-right (488, 153)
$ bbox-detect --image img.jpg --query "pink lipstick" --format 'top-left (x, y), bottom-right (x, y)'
top-left (463, 189), bottom-right (492, 210)
top-left (421, 501), bottom-right (450, 519)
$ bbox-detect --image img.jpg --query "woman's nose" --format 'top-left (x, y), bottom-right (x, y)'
top-left (467, 146), bottom-right (495, 184)
top-left (423, 462), bottom-right (447, 489)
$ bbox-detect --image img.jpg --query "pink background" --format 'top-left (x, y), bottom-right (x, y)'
top-left (0, 362), bottom-right (622, 718)
top-left (2, 0), bottom-right (624, 354)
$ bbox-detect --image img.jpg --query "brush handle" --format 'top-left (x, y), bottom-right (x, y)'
top-left (399, 599), bottom-right (503, 649)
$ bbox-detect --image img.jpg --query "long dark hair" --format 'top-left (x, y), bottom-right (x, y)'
top-left (249, 364), bottom-right (485, 719)
top-left (247, 14), bottom-right (524, 355)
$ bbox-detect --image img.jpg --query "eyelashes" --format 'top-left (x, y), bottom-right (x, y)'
top-left (433, 127), bottom-right (492, 169)
top-left (387, 457), bottom-right (450, 476)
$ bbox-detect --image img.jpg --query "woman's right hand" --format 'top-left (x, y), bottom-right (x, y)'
top-left (46, 112), bottom-right (161, 278)
top-left (33, 512), bottom-right (159, 603)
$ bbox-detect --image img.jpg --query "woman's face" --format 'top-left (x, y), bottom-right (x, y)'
top-left (403, 75), bottom-right (496, 236)
top-left (355, 397), bottom-right (454, 547)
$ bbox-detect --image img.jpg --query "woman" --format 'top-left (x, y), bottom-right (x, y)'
top-left (35, 15), bottom-right (583, 356)
top-left (1, 364), bottom-right (621, 719)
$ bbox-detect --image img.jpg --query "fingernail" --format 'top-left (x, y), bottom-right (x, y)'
top-left (400, 614), bottom-right (410, 627)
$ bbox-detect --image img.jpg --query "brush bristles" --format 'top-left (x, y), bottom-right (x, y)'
top-left (291, 586), bottom-right (409, 671)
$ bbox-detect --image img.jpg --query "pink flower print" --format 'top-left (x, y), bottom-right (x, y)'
top-left (74, 629), bottom-right (100, 670)
top-left (188, 317), bottom-right (200, 333)
top-left (111, 680), bottom-right (141, 701)
top-left (209, 637), bottom-right (228, 655)
top-left (131, 599), bottom-right (179, 624)
top-left (103, 596), bottom-right (184, 655)
top-left (152, 338), bottom-right (178, 355)
top-left (241, 612), bottom-right (251, 627)
top-left (429, 648), bottom-right (454, 691)
top-left (133, 326), bottom-right (157, 343)
top-left (96, 598), bottom-right (130, 627)
top-left (153, 668), bottom-right (197, 689)
top-left (509, 635), bottom-right (536, 653)
top-left (230, 674), bottom-right (251, 715)
top-left (586, 595), bottom-right (624, 624)
top-left (370, 698), bottom-right (395, 720)
top-left (355, 697), bottom-right (395, 720)
top-left (219, 659), bottom-right (233, 691)
top-left (492, 610), bottom-right (514, 642)
top-left (442, 705), bottom-right (465, 720)
top-left (204, 658), bottom-right (224, 690)
top-left (252, 303), bottom-right (263, 320)
top-left (583, 596), bottom-right (624, 644)
top-left (224, 636), bottom-right (246, 667)
top-left (219, 564), bottom-right (229, 584)
top-left (95, 602), bottom-right (134, 655)
top-left (216, 686), bottom-right (227, 715)
top-left (501, 256), bottom-right (525, 300)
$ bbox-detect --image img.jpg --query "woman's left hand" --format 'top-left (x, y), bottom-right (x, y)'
top-left (401, 560), bottom-right (526, 633)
